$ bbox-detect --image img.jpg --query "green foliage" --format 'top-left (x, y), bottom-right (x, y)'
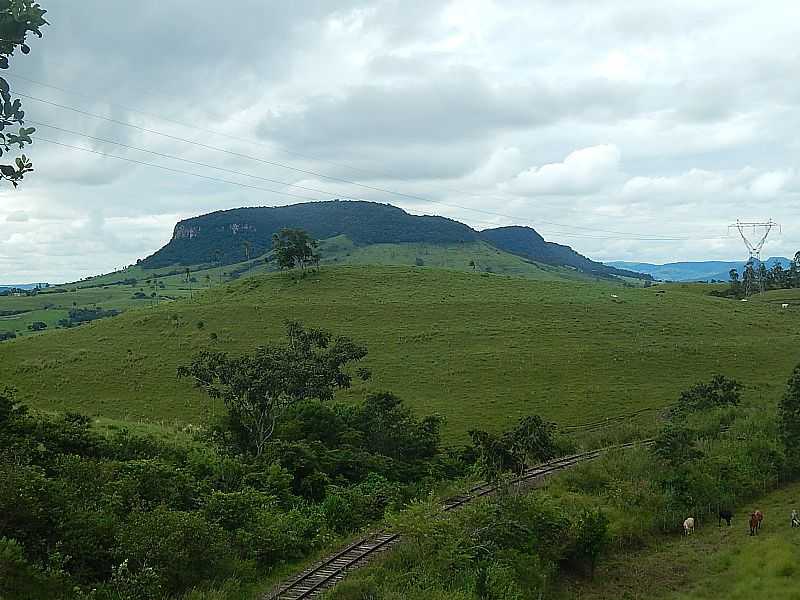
top-left (178, 321), bottom-right (369, 456)
top-left (0, 375), bottom-right (462, 599)
top-left (574, 508), bottom-right (610, 577)
top-left (652, 423), bottom-right (704, 467)
top-left (779, 363), bottom-right (800, 471)
top-left (117, 508), bottom-right (235, 594)
top-left (675, 375), bottom-right (742, 414)
top-left (0, 0), bottom-right (47, 188)
top-left (470, 415), bottom-right (557, 480)
top-left (322, 473), bottom-right (401, 534)
top-left (271, 227), bottom-right (320, 273)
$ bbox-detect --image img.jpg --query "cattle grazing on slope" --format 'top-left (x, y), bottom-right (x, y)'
top-left (750, 512), bottom-right (760, 536)
top-left (683, 517), bottom-right (695, 536)
top-left (792, 510), bottom-right (799, 528)
top-left (718, 509), bottom-right (733, 527)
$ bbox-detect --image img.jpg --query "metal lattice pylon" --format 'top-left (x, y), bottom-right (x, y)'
top-left (729, 219), bottom-right (780, 295)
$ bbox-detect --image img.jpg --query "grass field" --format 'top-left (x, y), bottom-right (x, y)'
top-left (559, 482), bottom-right (800, 599)
top-left (0, 238), bottom-right (588, 338)
top-left (1, 265), bottom-right (798, 441)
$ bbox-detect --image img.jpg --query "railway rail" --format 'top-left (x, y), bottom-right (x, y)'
top-left (264, 438), bottom-right (654, 600)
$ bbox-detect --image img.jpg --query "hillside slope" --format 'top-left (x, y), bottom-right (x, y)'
top-left (142, 201), bottom-right (479, 268)
top-left (140, 200), bottom-right (647, 281)
top-left (1, 266), bottom-right (796, 439)
top-left (482, 226), bottom-right (648, 279)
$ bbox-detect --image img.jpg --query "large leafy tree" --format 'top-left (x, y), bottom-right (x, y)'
top-left (779, 363), bottom-right (800, 471)
top-left (0, 0), bottom-right (47, 188)
top-left (469, 414), bottom-right (557, 481)
top-left (178, 321), bottom-right (369, 456)
top-left (272, 228), bottom-right (320, 273)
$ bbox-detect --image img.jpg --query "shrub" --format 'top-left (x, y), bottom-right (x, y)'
top-left (116, 508), bottom-right (235, 593)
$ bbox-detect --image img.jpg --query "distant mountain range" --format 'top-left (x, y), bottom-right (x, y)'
top-left (0, 283), bottom-right (48, 291)
top-left (606, 258), bottom-right (793, 282)
top-left (141, 201), bottom-right (649, 281)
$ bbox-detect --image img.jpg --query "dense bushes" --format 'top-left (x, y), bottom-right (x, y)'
top-left (0, 387), bottom-right (459, 599)
top-left (329, 491), bottom-right (610, 599)
top-left (331, 375), bottom-right (793, 599)
top-left (57, 307), bottom-right (120, 328)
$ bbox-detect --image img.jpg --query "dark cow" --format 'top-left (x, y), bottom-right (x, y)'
top-left (718, 509), bottom-right (733, 527)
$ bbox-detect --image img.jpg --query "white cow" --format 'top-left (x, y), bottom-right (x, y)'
top-left (683, 517), bottom-right (695, 536)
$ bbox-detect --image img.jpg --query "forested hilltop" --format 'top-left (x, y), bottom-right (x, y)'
top-left (140, 201), bottom-right (648, 281)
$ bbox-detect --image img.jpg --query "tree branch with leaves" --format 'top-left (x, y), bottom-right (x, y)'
top-left (0, 0), bottom-right (47, 188)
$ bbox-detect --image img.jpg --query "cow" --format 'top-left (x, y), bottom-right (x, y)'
top-left (755, 510), bottom-right (764, 531)
top-left (750, 512), bottom-right (760, 536)
top-left (791, 510), bottom-right (799, 528)
top-left (718, 509), bottom-right (733, 527)
top-left (683, 517), bottom-right (695, 536)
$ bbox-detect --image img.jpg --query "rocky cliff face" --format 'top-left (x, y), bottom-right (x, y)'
top-left (173, 222), bottom-right (256, 241)
top-left (173, 224), bottom-right (201, 240)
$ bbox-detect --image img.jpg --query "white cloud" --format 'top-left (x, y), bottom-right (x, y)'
top-left (5, 210), bottom-right (29, 222)
top-left (505, 145), bottom-right (622, 196)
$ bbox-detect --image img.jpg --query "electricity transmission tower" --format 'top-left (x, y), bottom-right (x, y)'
top-left (729, 219), bottom-right (780, 295)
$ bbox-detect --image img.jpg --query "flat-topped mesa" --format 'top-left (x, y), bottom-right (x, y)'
top-left (141, 200), bottom-right (649, 280)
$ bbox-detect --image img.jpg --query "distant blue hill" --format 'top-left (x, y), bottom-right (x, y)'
top-left (605, 257), bottom-right (792, 282)
top-left (0, 283), bottom-right (49, 292)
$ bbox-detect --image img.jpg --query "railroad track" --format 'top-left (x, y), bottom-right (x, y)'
top-left (264, 438), bottom-right (654, 600)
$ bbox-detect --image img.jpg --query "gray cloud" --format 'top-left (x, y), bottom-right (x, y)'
top-left (2, 0), bottom-right (800, 281)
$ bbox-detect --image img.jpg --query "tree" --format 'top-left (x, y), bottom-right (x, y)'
top-left (243, 240), bottom-right (253, 274)
top-left (272, 228), bottom-right (319, 274)
top-left (779, 363), bottom-right (800, 471)
top-left (674, 374), bottom-right (741, 414)
top-left (574, 508), bottom-right (610, 578)
top-left (728, 268), bottom-right (740, 297)
top-left (0, 1), bottom-right (47, 188)
top-left (771, 262), bottom-right (785, 289)
top-left (469, 414), bottom-right (557, 481)
top-left (652, 423), bottom-right (703, 467)
top-left (178, 321), bottom-right (369, 456)
top-left (507, 415), bottom-right (557, 473)
top-left (742, 261), bottom-right (756, 296)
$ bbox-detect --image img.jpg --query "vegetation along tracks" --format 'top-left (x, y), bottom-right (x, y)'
top-left (264, 438), bottom-right (655, 599)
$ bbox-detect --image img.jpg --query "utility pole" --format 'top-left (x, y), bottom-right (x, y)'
top-left (729, 219), bottom-right (780, 295)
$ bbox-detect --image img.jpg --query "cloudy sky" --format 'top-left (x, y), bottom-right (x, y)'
top-left (2, 0), bottom-right (800, 282)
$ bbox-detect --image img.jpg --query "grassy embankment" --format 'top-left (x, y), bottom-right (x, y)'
top-left (559, 481), bottom-right (800, 600)
top-left (0, 265), bottom-right (798, 442)
top-left (0, 238), bottom-right (582, 337)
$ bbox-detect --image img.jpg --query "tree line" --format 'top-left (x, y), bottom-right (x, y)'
top-left (721, 252), bottom-right (800, 298)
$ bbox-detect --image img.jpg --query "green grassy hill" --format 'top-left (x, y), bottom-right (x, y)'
top-left (1, 265), bottom-right (797, 440)
top-left (0, 238), bottom-right (587, 339)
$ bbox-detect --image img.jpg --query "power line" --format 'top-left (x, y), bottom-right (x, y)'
top-left (31, 119), bottom-right (728, 242)
top-left (29, 119), bottom-right (371, 201)
top-left (15, 87), bottom-right (721, 242)
top-left (35, 137), bottom-right (323, 202)
top-left (6, 72), bottom-right (582, 213)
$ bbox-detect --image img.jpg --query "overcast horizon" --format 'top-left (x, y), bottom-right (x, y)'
top-left (2, 1), bottom-right (800, 283)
